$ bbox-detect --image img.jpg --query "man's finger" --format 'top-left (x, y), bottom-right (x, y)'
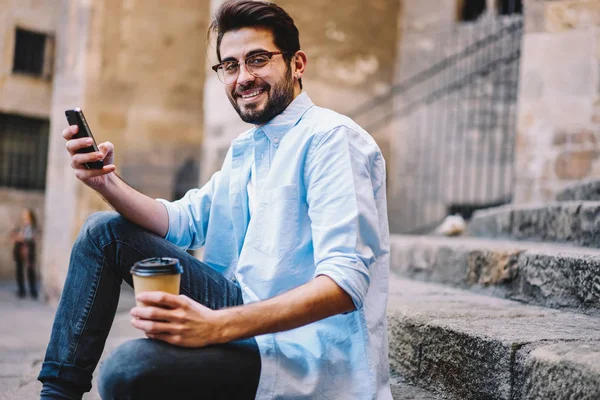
top-left (130, 306), bottom-right (177, 322)
top-left (131, 318), bottom-right (180, 334)
top-left (73, 165), bottom-right (116, 180)
top-left (65, 137), bottom-right (94, 154)
top-left (136, 291), bottom-right (186, 309)
top-left (72, 151), bottom-right (104, 167)
top-left (61, 125), bottom-right (79, 140)
top-left (146, 333), bottom-right (185, 346)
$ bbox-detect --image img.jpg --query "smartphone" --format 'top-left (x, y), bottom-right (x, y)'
top-left (65, 108), bottom-right (104, 170)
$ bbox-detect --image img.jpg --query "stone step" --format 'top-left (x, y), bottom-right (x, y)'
top-left (390, 372), bottom-right (449, 400)
top-left (467, 201), bottom-right (600, 248)
top-left (557, 179), bottom-right (600, 201)
top-left (390, 234), bottom-right (600, 312)
top-left (387, 276), bottom-right (600, 400)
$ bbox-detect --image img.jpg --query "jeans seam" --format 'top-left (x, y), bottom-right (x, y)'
top-left (68, 253), bottom-right (106, 364)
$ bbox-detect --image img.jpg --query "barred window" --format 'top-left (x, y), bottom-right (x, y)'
top-left (498, 0), bottom-right (522, 15)
top-left (0, 114), bottom-right (50, 190)
top-left (459, 0), bottom-right (486, 22)
top-left (12, 28), bottom-right (54, 78)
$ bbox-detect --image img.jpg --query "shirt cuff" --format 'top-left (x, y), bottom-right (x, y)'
top-left (155, 198), bottom-right (176, 241)
top-left (315, 262), bottom-right (370, 310)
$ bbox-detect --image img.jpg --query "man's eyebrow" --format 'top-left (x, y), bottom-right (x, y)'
top-left (220, 49), bottom-right (271, 63)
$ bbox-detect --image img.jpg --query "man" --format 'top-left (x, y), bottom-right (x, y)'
top-left (38, 1), bottom-right (391, 399)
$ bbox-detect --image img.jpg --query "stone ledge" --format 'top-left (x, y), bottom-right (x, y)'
top-left (387, 276), bottom-right (600, 400)
top-left (467, 201), bottom-right (600, 248)
top-left (557, 179), bottom-right (600, 201)
top-left (390, 235), bottom-right (600, 311)
top-left (514, 342), bottom-right (600, 400)
top-left (390, 371), bottom-right (448, 400)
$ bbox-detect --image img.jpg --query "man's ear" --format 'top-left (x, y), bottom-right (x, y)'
top-left (292, 50), bottom-right (307, 79)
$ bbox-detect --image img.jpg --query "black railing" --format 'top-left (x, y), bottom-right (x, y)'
top-left (352, 15), bottom-right (523, 233)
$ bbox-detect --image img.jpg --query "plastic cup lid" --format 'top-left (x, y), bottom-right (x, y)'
top-left (130, 257), bottom-right (183, 277)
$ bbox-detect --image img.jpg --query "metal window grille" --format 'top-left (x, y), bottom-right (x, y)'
top-left (12, 28), bottom-right (51, 77)
top-left (0, 114), bottom-right (50, 190)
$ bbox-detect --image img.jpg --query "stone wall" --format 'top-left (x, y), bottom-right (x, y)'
top-left (0, 0), bottom-right (58, 279)
top-left (41, 0), bottom-right (210, 302)
top-left (515, 0), bottom-right (600, 203)
top-left (0, 0), bottom-right (57, 118)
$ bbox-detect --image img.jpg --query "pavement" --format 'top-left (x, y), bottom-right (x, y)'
top-left (0, 281), bottom-right (141, 400)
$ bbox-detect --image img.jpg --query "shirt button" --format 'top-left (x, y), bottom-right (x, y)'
top-left (261, 153), bottom-right (265, 159)
top-left (273, 138), bottom-right (280, 144)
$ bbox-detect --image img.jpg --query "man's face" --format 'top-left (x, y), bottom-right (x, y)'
top-left (219, 27), bottom-right (296, 125)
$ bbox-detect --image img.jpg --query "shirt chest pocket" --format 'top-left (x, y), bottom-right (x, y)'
top-left (254, 184), bottom-right (300, 258)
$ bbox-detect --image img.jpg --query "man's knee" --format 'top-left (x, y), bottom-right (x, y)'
top-left (98, 339), bottom-right (152, 399)
top-left (75, 211), bottom-right (130, 249)
top-left (80, 211), bottom-right (122, 236)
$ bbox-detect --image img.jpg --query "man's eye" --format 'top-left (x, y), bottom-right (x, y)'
top-left (223, 63), bottom-right (238, 72)
top-left (248, 56), bottom-right (269, 66)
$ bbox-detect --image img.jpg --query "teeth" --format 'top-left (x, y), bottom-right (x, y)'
top-left (242, 89), bottom-right (263, 99)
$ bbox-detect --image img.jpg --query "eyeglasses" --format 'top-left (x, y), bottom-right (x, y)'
top-left (211, 51), bottom-right (288, 84)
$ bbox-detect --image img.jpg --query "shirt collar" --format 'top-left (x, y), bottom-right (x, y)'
top-left (255, 92), bottom-right (314, 143)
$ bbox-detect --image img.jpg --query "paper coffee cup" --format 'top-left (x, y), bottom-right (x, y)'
top-left (130, 257), bottom-right (183, 306)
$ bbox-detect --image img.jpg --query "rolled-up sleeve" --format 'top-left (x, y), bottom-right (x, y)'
top-left (305, 126), bottom-right (384, 310)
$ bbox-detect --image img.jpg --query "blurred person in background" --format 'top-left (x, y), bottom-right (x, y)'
top-left (10, 208), bottom-right (38, 299)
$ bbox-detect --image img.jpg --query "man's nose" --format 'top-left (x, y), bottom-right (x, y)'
top-left (236, 63), bottom-right (255, 86)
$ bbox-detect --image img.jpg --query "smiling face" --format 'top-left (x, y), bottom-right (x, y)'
top-left (219, 27), bottom-right (304, 125)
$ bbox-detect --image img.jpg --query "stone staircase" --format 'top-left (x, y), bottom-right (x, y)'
top-left (387, 180), bottom-right (600, 399)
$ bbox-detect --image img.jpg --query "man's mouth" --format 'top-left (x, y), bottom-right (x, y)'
top-left (238, 88), bottom-right (266, 101)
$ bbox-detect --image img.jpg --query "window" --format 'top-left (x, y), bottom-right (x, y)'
top-left (0, 114), bottom-right (50, 190)
top-left (459, 0), bottom-right (487, 22)
top-left (498, 0), bottom-right (523, 15)
top-left (12, 28), bottom-right (54, 78)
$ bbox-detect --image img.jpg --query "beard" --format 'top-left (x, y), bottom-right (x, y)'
top-left (228, 67), bottom-right (295, 125)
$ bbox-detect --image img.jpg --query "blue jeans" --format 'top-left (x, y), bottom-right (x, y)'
top-left (38, 212), bottom-right (261, 399)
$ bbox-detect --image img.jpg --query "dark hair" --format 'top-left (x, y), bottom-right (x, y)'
top-left (25, 208), bottom-right (37, 229)
top-left (208, 0), bottom-right (302, 89)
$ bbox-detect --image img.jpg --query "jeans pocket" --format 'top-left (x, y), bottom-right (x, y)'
top-left (254, 184), bottom-right (300, 258)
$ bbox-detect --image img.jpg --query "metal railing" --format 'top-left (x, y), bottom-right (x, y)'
top-left (352, 14), bottom-right (523, 233)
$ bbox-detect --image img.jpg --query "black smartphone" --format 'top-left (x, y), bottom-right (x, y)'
top-left (65, 108), bottom-right (104, 170)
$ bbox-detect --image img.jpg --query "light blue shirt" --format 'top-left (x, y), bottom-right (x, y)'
top-left (158, 93), bottom-right (392, 399)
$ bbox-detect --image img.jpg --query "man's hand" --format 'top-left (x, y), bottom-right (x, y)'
top-left (130, 292), bottom-right (227, 348)
top-left (63, 125), bottom-right (116, 191)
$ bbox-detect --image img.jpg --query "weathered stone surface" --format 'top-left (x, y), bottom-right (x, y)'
top-left (387, 276), bottom-right (600, 400)
top-left (390, 235), bottom-right (600, 311)
top-left (557, 178), bottom-right (600, 201)
top-left (515, 342), bottom-right (600, 400)
top-left (553, 128), bottom-right (597, 146)
top-left (545, 0), bottom-right (600, 33)
top-left (468, 201), bottom-right (600, 248)
top-left (555, 150), bottom-right (599, 180)
top-left (390, 371), bottom-right (448, 400)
